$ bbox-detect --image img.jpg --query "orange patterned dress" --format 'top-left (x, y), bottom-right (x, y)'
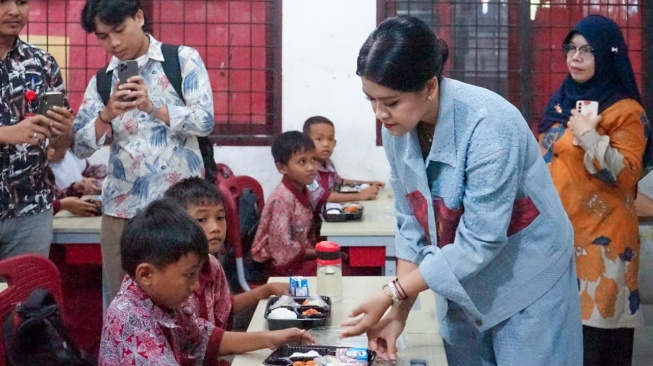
top-left (539, 98), bottom-right (647, 328)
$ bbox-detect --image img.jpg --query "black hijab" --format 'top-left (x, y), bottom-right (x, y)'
top-left (539, 15), bottom-right (642, 134)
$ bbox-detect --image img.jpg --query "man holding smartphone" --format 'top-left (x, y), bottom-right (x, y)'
top-left (73, 0), bottom-right (215, 305)
top-left (0, 0), bottom-right (74, 260)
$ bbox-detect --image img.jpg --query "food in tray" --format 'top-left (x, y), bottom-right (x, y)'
top-left (342, 203), bottom-right (362, 213)
top-left (292, 361), bottom-right (316, 366)
top-left (268, 307), bottom-right (298, 320)
top-left (273, 347), bottom-right (370, 366)
top-left (301, 296), bottom-right (329, 308)
top-left (337, 185), bottom-right (359, 193)
top-left (302, 308), bottom-right (321, 316)
top-left (338, 184), bottom-right (370, 193)
top-left (290, 351), bottom-right (321, 359)
top-left (269, 295), bottom-right (301, 310)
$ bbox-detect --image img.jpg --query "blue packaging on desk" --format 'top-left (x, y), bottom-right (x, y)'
top-left (289, 276), bottom-right (309, 296)
top-left (341, 347), bottom-right (368, 361)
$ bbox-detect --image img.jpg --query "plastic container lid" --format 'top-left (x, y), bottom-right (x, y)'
top-left (316, 241), bottom-right (341, 265)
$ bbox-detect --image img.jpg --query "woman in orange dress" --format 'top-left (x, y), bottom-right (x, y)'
top-left (538, 15), bottom-right (650, 366)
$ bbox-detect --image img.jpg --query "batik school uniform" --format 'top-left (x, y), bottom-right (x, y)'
top-left (308, 159), bottom-right (342, 211)
top-left (539, 98), bottom-right (646, 329)
top-left (183, 255), bottom-right (233, 366)
top-left (99, 277), bottom-right (221, 366)
top-left (251, 176), bottom-right (317, 277)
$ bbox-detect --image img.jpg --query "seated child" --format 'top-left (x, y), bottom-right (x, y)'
top-left (47, 146), bottom-right (105, 216)
top-left (251, 131), bottom-right (320, 277)
top-left (303, 116), bottom-right (385, 205)
top-left (99, 199), bottom-right (312, 365)
top-left (164, 177), bottom-right (308, 355)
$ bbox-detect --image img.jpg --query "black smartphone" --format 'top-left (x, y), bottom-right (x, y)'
top-left (117, 60), bottom-right (138, 83)
top-left (116, 60), bottom-right (138, 102)
top-left (37, 91), bottom-right (64, 116)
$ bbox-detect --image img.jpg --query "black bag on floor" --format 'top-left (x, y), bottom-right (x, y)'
top-left (3, 288), bottom-right (96, 366)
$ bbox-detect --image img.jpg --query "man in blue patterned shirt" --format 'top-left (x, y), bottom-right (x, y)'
top-left (73, 0), bottom-right (215, 302)
top-left (0, 0), bottom-right (75, 259)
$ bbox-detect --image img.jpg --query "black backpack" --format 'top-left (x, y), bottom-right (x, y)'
top-left (96, 43), bottom-right (218, 184)
top-left (3, 289), bottom-right (96, 366)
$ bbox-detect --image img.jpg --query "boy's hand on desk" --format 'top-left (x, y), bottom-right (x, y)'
top-left (60, 197), bottom-right (98, 217)
top-left (262, 282), bottom-right (290, 298)
top-left (266, 328), bottom-right (315, 349)
top-left (369, 181), bottom-right (386, 189)
top-left (357, 185), bottom-right (379, 200)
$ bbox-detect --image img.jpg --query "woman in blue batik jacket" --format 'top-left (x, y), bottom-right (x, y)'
top-left (340, 16), bottom-right (583, 366)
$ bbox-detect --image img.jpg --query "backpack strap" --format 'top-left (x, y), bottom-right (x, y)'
top-left (159, 44), bottom-right (217, 183)
top-left (160, 43), bottom-right (185, 104)
top-left (96, 65), bottom-right (112, 106)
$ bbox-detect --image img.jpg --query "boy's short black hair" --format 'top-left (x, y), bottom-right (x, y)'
top-left (303, 116), bottom-right (334, 135)
top-left (164, 177), bottom-right (223, 210)
top-left (271, 131), bottom-right (316, 165)
top-left (121, 199), bottom-right (208, 277)
top-left (81, 0), bottom-right (145, 33)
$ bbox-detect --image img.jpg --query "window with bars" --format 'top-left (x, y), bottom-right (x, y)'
top-left (377, 0), bottom-right (652, 133)
top-left (23, 0), bottom-right (281, 146)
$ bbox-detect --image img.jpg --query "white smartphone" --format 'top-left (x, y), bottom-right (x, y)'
top-left (576, 100), bottom-right (599, 117)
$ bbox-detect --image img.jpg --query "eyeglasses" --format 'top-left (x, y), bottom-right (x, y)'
top-left (562, 44), bottom-right (594, 59)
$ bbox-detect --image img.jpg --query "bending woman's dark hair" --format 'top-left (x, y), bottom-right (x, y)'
top-left (356, 16), bottom-right (449, 92)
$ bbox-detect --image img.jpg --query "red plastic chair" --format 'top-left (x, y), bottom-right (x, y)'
top-left (218, 175), bottom-right (265, 292)
top-left (215, 163), bottom-right (235, 185)
top-left (0, 254), bottom-right (64, 365)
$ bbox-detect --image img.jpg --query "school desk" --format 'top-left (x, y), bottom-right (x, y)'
top-left (320, 195), bottom-right (397, 275)
top-left (231, 276), bottom-right (448, 366)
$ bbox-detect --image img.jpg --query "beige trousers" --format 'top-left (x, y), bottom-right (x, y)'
top-left (101, 214), bottom-right (129, 303)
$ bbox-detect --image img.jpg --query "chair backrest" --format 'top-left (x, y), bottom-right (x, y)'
top-left (218, 175), bottom-right (265, 292)
top-left (215, 163), bottom-right (235, 185)
top-left (0, 254), bottom-right (63, 365)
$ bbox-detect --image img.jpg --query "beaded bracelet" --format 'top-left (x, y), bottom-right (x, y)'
top-left (393, 279), bottom-right (408, 300)
top-left (382, 281), bottom-right (402, 306)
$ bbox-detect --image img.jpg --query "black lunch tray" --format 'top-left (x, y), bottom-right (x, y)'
top-left (264, 296), bottom-right (331, 330)
top-left (262, 344), bottom-right (376, 366)
top-left (323, 206), bottom-right (363, 222)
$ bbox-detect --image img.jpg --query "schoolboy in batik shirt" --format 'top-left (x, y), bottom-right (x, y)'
top-left (251, 176), bottom-right (317, 277)
top-left (99, 276), bottom-right (221, 366)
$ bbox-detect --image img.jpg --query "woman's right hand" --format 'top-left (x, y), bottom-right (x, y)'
top-left (365, 314), bottom-right (406, 361)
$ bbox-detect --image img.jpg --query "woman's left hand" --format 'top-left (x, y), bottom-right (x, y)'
top-left (568, 108), bottom-right (602, 140)
top-left (340, 289), bottom-right (393, 338)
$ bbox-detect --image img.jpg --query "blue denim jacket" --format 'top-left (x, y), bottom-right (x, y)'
top-left (384, 78), bottom-right (575, 332)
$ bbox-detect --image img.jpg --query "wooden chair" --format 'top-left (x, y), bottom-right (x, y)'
top-left (218, 175), bottom-right (265, 292)
top-left (0, 254), bottom-right (64, 365)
